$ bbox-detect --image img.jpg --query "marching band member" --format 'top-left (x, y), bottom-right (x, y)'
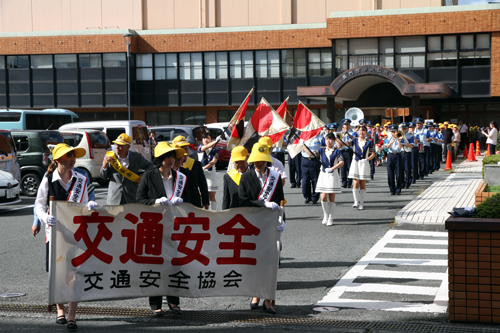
top-left (300, 133), bottom-right (323, 204)
top-left (427, 122), bottom-right (438, 173)
top-left (400, 122), bottom-right (415, 189)
top-left (222, 146), bottom-right (249, 210)
top-left (384, 125), bottom-right (404, 195)
top-left (198, 131), bottom-right (221, 210)
top-left (413, 118), bottom-right (431, 179)
top-left (348, 125), bottom-right (375, 209)
top-left (339, 118), bottom-right (354, 188)
top-left (137, 142), bottom-right (192, 317)
top-left (302, 133), bottom-right (344, 225)
top-left (441, 122), bottom-right (453, 164)
top-left (238, 142), bottom-right (285, 314)
top-left (35, 143), bottom-right (98, 331)
top-left (172, 135), bottom-right (210, 209)
top-left (366, 120), bottom-right (377, 179)
top-left (408, 122), bottom-right (420, 184)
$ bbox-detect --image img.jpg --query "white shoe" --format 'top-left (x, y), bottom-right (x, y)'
top-left (321, 202), bottom-right (329, 224)
top-left (358, 190), bottom-right (365, 210)
top-left (327, 203), bottom-right (336, 226)
top-left (352, 188), bottom-right (359, 208)
top-left (357, 204), bottom-right (364, 210)
top-left (326, 218), bottom-right (334, 226)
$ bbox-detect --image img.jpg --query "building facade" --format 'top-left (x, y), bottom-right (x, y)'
top-left (0, 0), bottom-right (498, 127)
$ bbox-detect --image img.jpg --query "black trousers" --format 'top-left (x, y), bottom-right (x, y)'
top-left (411, 147), bottom-right (419, 183)
top-left (424, 146), bottom-right (431, 175)
top-left (340, 150), bottom-right (353, 186)
top-left (288, 154), bottom-right (302, 186)
top-left (401, 152), bottom-right (412, 187)
top-left (387, 153), bottom-right (403, 193)
top-left (301, 157), bottom-right (320, 202)
top-left (149, 295), bottom-right (179, 310)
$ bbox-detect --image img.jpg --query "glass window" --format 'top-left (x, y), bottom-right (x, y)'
top-left (136, 54), bottom-right (153, 81)
top-left (476, 34), bottom-right (490, 49)
top-left (349, 38), bottom-right (377, 55)
top-left (379, 38), bottom-right (394, 54)
top-left (309, 48), bottom-right (332, 76)
top-left (396, 54), bottom-right (424, 68)
top-left (103, 53), bottom-right (126, 67)
top-left (79, 54), bottom-right (102, 68)
top-left (136, 54), bottom-right (153, 67)
top-left (154, 54), bottom-right (177, 80)
top-left (7, 56), bottom-right (29, 69)
top-left (460, 35), bottom-right (474, 50)
top-left (54, 54), bottom-right (77, 68)
top-left (242, 51), bottom-right (253, 78)
top-left (336, 39), bottom-right (348, 55)
top-left (281, 49), bottom-right (306, 77)
top-left (443, 35), bottom-right (456, 50)
top-left (204, 52), bottom-right (228, 79)
top-left (155, 54), bottom-right (166, 67)
top-left (380, 55), bottom-right (394, 68)
top-left (395, 36), bottom-right (425, 53)
top-left (13, 135), bottom-right (29, 152)
top-left (137, 68), bottom-right (153, 80)
top-left (0, 56), bottom-right (4, 69)
top-left (31, 55), bottom-right (53, 69)
top-left (428, 36), bottom-right (441, 51)
top-left (218, 110), bottom-right (233, 122)
top-left (349, 55), bottom-right (378, 68)
top-left (179, 53), bottom-right (202, 80)
top-left (427, 52), bottom-right (457, 67)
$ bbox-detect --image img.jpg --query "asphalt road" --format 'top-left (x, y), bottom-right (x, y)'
top-left (1, 164), bottom-right (495, 332)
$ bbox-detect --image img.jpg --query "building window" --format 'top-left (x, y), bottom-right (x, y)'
top-left (335, 39), bottom-right (348, 71)
top-left (55, 54), bottom-right (77, 68)
top-left (7, 56), bottom-right (29, 69)
top-left (179, 53), bottom-right (202, 80)
top-left (460, 33), bottom-right (490, 66)
top-left (204, 52), bottom-right (228, 79)
top-left (256, 50), bottom-right (279, 78)
top-left (136, 54), bottom-right (153, 81)
top-left (349, 38), bottom-right (378, 68)
top-left (217, 110), bottom-right (233, 122)
top-left (229, 51), bottom-right (253, 78)
top-left (103, 53), bottom-right (126, 67)
top-left (146, 110), bottom-right (206, 125)
top-left (31, 55), bottom-right (53, 69)
top-left (79, 54), bottom-right (102, 68)
top-left (427, 35), bottom-right (457, 67)
top-left (154, 54), bottom-right (177, 80)
top-left (308, 48), bottom-right (332, 76)
top-left (379, 37), bottom-right (394, 68)
top-left (281, 49), bottom-right (306, 77)
top-left (395, 36), bottom-right (425, 68)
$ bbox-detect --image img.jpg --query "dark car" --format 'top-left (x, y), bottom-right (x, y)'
top-left (11, 130), bottom-right (64, 196)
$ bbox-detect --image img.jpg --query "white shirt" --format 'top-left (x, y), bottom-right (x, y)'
top-left (35, 169), bottom-right (89, 224)
top-left (453, 131), bottom-right (460, 142)
top-left (271, 157), bottom-right (287, 180)
top-left (102, 151), bottom-right (130, 171)
top-left (487, 128), bottom-right (498, 145)
top-left (255, 169), bottom-right (268, 188)
top-left (160, 169), bottom-right (174, 198)
top-left (459, 124), bottom-right (468, 133)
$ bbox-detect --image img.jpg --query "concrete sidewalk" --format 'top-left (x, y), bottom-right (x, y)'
top-left (396, 156), bottom-right (484, 225)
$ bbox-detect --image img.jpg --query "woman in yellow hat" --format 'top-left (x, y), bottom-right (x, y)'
top-left (136, 141), bottom-right (192, 317)
top-left (238, 142), bottom-right (285, 314)
top-left (34, 143), bottom-right (98, 330)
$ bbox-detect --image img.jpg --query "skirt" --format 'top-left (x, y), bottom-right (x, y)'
top-left (348, 159), bottom-right (371, 180)
top-left (204, 168), bottom-right (218, 192)
top-left (316, 170), bottom-right (342, 193)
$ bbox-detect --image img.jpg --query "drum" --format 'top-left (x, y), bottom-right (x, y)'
top-left (418, 142), bottom-right (424, 153)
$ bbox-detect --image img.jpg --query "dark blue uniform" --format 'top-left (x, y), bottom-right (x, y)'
top-left (301, 135), bottom-right (322, 203)
top-left (414, 126), bottom-right (431, 178)
top-left (385, 135), bottom-right (404, 194)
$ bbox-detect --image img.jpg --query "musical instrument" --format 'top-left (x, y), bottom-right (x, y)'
top-left (345, 108), bottom-right (364, 127)
top-left (418, 142), bottom-right (424, 153)
top-left (395, 131), bottom-right (405, 140)
top-left (399, 131), bottom-right (411, 153)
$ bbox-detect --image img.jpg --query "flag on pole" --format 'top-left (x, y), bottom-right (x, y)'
top-left (267, 96), bottom-right (289, 146)
top-left (227, 88), bottom-right (254, 150)
top-left (286, 101), bottom-right (325, 159)
top-left (239, 97), bottom-right (290, 151)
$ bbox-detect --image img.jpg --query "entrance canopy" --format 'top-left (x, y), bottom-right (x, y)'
top-left (298, 65), bottom-right (453, 102)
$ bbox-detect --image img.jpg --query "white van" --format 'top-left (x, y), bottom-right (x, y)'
top-left (59, 120), bottom-right (151, 160)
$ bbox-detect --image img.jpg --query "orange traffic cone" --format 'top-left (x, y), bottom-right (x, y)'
top-left (468, 143), bottom-right (477, 162)
top-left (486, 146), bottom-right (491, 156)
top-left (476, 141), bottom-right (481, 156)
top-left (444, 151), bottom-right (453, 171)
top-left (463, 145), bottom-right (468, 159)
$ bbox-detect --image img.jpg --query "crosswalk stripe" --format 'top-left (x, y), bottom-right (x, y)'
top-left (379, 248), bottom-right (447, 255)
top-left (359, 270), bottom-right (447, 280)
top-left (345, 283), bottom-right (439, 295)
top-left (316, 299), bottom-right (431, 312)
top-left (387, 239), bottom-right (448, 245)
top-left (359, 258), bottom-right (447, 266)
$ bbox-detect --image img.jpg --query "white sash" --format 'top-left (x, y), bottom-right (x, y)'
top-left (257, 169), bottom-right (280, 203)
top-left (171, 171), bottom-right (187, 200)
top-left (67, 172), bottom-right (87, 203)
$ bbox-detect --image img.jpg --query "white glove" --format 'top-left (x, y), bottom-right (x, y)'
top-left (325, 167), bottom-right (333, 173)
top-left (46, 215), bottom-right (57, 226)
top-left (277, 221), bottom-right (286, 234)
top-left (155, 197), bottom-right (171, 206)
top-left (171, 197), bottom-right (183, 206)
top-left (265, 201), bottom-right (281, 211)
top-left (359, 159), bottom-right (367, 163)
top-left (215, 135), bottom-right (222, 142)
top-left (299, 138), bottom-right (305, 145)
top-left (87, 201), bottom-right (98, 211)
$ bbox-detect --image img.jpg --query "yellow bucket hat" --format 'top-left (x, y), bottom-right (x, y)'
top-left (248, 143), bottom-right (273, 163)
top-left (52, 143), bottom-right (86, 160)
top-left (258, 136), bottom-right (273, 148)
top-left (113, 133), bottom-right (132, 146)
top-left (172, 135), bottom-right (190, 147)
top-left (154, 142), bottom-right (185, 158)
top-left (375, 123), bottom-right (380, 127)
top-left (231, 146), bottom-right (249, 162)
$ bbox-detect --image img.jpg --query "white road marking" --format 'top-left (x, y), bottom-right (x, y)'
top-left (0, 205), bottom-right (34, 212)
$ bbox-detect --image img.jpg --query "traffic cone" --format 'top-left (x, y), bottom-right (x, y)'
top-left (444, 151), bottom-right (453, 171)
top-left (463, 145), bottom-right (468, 159)
top-left (486, 146), bottom-right (491, 156)
top-left (476, 141), bottom-right (481, 156)
top-left (468, 143), bottom-right (477, 162)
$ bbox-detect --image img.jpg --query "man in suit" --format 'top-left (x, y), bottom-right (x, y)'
top-left (100, 133), bottom-right (154, 205)
top-left (222, 146), bottom-right (249, 210)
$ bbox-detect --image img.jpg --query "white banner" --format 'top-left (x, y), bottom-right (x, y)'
top-left (48, 202), bottom-right (280, 304)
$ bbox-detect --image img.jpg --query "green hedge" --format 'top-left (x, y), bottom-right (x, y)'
top-left (482, 154), bottom-right (500, 178)
top-left (476, 193), bottom-right (500, 218)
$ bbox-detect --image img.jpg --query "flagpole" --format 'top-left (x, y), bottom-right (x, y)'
top-left (228, 87), bottom-right (254, 129)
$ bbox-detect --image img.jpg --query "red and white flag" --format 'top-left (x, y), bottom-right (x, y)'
top-left (266, 96), bottom-right (289, 147)
top-left (227, 88), bottom-right (254, 150)
top-left (239, 97), bottom-right (290, 151)
top-left (286, 101), bottom-right (325, 159)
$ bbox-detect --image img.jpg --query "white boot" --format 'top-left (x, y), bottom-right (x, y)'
top-left (352, 188), bottom-right (359, 208)
top-left (210, 201), bottom-right (217, 211)
top-left (326, 203), bottom-right (336, 226)
top-left (358, 189), bottom-right (365, 210)
top-left (321, 201), bottom-right (329, 225)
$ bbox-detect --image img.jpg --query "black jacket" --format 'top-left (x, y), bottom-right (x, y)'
top-left (222, 172), bottom-right (241, 209)
top-left (179, 167), bottom-right (201, 208)
top-left (185, 159), bottom-right (209, 206)
top-left (136, 168), bottom-right (192, 205)
top-left (238, 168), bottom-right (284, 208)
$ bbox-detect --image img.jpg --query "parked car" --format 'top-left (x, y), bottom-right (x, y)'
top-left (59, 130), bottom-right (112, 186)
top-left (11, 130), bottom-right (64, 196)
top-left (0, 169), bottom-right (21, 206)
top-left (59, 120), bottom-right (151, 161)
top-left (149, 125), bottom-right (206, 156)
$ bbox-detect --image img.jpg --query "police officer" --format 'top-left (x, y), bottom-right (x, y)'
top-left (408, 122), bottom-right (420, 184)
top-left (366, 120), bottom-right (377, 179)
top-left (435, 124), bottom-right (444, 170)
top-left (287, 136), bottom-right (302, 189)
top-left (384, 124), bottom-right (404, 195)
top-left (427, 121), bottom-right (438, 174)
top-left (339, 118), bottom-right (354, 188)
top-left (300, 133), bottom-right (323, 204)
top-left (400, 122), bottom-right (415, 189)
top-left (414, 119), bottom-right (431, 179)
